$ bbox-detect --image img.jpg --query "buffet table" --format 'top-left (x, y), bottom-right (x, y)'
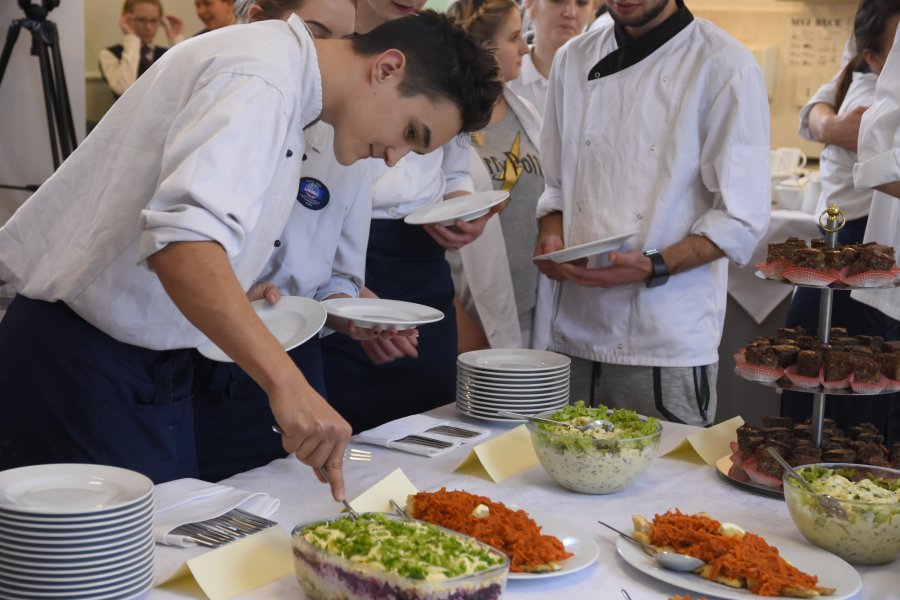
top-left (150, 404), bottom-right (895, 599)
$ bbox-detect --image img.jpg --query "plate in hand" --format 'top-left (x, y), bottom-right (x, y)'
top-left (196, 296), bottom-right (326, 362)
top-left (403, 190), bottom-right (509, 226)
top-left (534, 231), bottom-right (638, 264)
top-left (321, 298), bottom-right (443, 331)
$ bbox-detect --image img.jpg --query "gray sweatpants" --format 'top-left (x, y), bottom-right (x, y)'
top-left (568, 357), bottom-right (718, 427)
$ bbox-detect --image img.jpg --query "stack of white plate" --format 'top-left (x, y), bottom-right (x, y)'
top-left (456, 349), bottom-right (570, 422)
top-left (0, 464), bottom-right (155, 600)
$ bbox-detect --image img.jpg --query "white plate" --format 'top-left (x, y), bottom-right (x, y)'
top-left (457, 398), bottom-right (568, 412)
top-left (616, 532), bottom-right (862, 600)
top-left (507, 511), bottom-right (599, 580)
top-left (196, 296), bottom-right (326, 362)
top-left (0, 568), bottom-right (153, 599)
top-left (458, 372), bottom-right (570, 387)
top-left (458, 349), bottom-right (571, 373)
top-left (0, 513), bottom-right (152, 546)
top-left (534, 231), bottom-right (638, 264)
top-left (0, 465), bottom-right (152, 516)
top-left (321, 298), bottom-right (443, 331)
top-left (403, 190), bottom-right (509, 226)
top-left (0, 493), bottom-right (153, 524)
top-left (0, 537), bottom-right (153, 569)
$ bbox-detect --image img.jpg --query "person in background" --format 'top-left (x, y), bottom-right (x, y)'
top-left (0, 12), bottom-right (501, 502)
top-left (99, 0), bottom-right (183, 98)
top-left (509, 0), bottom-right (593, 113)
top-left (447, 0), bottom-right (548, 352)
top-left (784, 0), bottom-right (900, 442)
top-left (191, 0), bottom-right (373, 481)
top-left (194, 0), bottom-right (235, 34)
top-left (586, 0), bottom-right (613, 32)
top-left (535, 0), bottom-right (770, 426)
top-left (320, 0), bottom-right (501, 433)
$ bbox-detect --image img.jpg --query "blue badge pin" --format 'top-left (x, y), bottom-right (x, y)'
top-left (296, 177), bottom-right (330, 210)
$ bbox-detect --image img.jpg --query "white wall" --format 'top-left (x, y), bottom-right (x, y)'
top-left (0, 0), bottom-right (85, 225)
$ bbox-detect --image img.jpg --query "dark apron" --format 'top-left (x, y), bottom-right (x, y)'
top-left (191, 337), bottom-right (326, 481)
top-left (321, 218), bottom-right (457, 433)
top-left (0, 295), bottom-right (196, 483)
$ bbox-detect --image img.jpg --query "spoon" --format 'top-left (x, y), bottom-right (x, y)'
top-left (765, 447), bottom-right (848, 520)
top-left (598, 521), bottom-right (705, 572)
top-left (496, 409), bottom-right (614, 432)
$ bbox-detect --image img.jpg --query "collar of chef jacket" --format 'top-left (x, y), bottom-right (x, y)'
top-left (588, 0), bottom-right (693, 81)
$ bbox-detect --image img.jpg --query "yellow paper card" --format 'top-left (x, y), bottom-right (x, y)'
top-left (349, 468), bottom-right (419, 514)
top-left (159, 526), bottom-right (293, 600)
top-left (661, 416), bottom-right (744, 466)
top-left (453, 425), bottom-right (538, 482)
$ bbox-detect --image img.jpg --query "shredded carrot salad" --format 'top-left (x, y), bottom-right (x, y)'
top-left (650, 510), bottom-right (820, 596)
top-left (409, 488), bottom-right (573, 572)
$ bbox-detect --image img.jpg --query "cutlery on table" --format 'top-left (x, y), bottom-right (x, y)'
top-left (171, 508), bottom-right (278, 548)
top-left (598, 521), bottom-right (705, 572)
top-left (425, 424), bottom-right (482, 438)
top-left (766, 446), bottom-right (848, 520)
top-left (620, 590), bottom-right (633, 600)
top-left (391, 434), bottom-right (454, 449)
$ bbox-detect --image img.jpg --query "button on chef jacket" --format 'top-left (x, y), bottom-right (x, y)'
top-left (255, 121), bottom-right (371, 301)
top-left (536, 15), bottom-right (771, 367)
top-left (852, 25), bottom-right (900, 323)
top-left (0, 15), bottom-right (322, 350)
top-left (370, 135), bottom-right (474, 219)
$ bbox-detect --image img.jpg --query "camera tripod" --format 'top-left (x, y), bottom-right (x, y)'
top-left (0, 0), bottom-right (77, 192)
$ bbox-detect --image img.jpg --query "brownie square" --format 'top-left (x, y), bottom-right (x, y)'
top-left (796, 350), bottom-right (823, 377)
top-left (824, 351), bottom-right (854, 381)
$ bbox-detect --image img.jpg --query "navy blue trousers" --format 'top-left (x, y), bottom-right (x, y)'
top-left (0, 296), bottom-right (197, 483)
top-left (191, 336), bottom-right (326, 481)
top-left (320, 219), bottom-right (458, 433)
top-left (781, 217), bottom-right (900, 444)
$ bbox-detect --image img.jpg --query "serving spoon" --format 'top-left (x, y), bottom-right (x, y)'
top-left (765, 447), bottom-right (848, 520)
top-left (598, 521), bottom-right (705, 572)
top-left (496, 409), bottom-right (614, 432)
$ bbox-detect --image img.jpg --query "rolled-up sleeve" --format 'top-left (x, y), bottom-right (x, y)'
top-left (694, 63), bottom-right (771, 267)
top-left (318, 168), bottom-right (372, 301)
top-left (854, 27), bottom-right (900, 190)
top-left (535, 50), bottom-right (566, 220)
top-left (798, 36), bottom-right (853, 141)
top-left (137, 72), bottom-right (288, 264)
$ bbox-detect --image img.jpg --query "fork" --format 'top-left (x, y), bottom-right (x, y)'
top-left (391, 434), bottom-right (454, 449)
top-left (766, 447), bottom-right (848, 520)
top-left (171, 508), bottom-right (279, 548)
top-left (425, 424), bottom-right (482, 438)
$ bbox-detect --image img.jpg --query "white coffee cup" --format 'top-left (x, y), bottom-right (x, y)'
top-left (771, 147), bottom-right (807, 178)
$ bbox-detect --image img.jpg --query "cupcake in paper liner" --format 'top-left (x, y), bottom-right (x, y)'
top-left (849, 373), bottom-right (889, 394)
top-left (842, 269), bottom-right (896, 288)
top-left (781, 266), bottom-right (838, 287)
top-left (783, 365), bottom-right (822, 389)
top-left (756, 260), bottom-right (790, 280)
top-left (882, 377), bottom-right (900, 393)
top-left (733, 348), bottom-right (747, 363)
top-left (735, 360), bottom-right (783, 383)
top-left (822, 375), bottom-right (851, 390)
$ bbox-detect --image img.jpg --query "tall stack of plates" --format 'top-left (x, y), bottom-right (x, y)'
top-left (0, 464), bottom-right (155, 600)
top-left (456, 349), bottom-right (570, 421)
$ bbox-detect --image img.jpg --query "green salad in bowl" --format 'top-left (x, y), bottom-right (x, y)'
top-left (784, 463), bottom-right (900, 565)
top-left (528, 402), bottom-right (661, 494)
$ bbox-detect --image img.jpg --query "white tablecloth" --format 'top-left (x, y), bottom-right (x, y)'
top-left (727, 209), bottom-right (822, 324)
top-left (150, 405), bottom-right (895, 599)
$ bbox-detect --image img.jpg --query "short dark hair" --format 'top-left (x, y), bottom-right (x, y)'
top-left (351, 10), bottom-right (502, 133)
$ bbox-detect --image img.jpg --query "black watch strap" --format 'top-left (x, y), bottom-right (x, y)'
top-left (643, 249), bottom-right (669, 288)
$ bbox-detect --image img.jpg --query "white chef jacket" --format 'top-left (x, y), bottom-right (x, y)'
top-left (254, 121), bottom-right (370, 302)
top-left (851, 27), bottom-right (900, 322)
top-left (508, 50), bottom-right (548, 115)
top-left (0, 16), bottom-right (321, 350)
top-left (586, 11), bottom-right (613, 33)
top-left (817, 72), bottom-right (877, 221)
top-left (448, 88), bottom-right (545, 350)
top-left (369, 136), bottom-right (474, 219)
top-left (537, 17), bottom-right (771, 367)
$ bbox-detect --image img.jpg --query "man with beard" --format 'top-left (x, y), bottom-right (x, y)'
top-left (534, 0), bottom-right (770, 425)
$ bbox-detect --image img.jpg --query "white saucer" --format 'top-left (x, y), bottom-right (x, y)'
top-left (322, 298), bottom-right (444, 331)
top-left (403, 190), bottom-right (509, 226)
top-left (197, 296), bottom-right (326, 362)
top-left (534, 231), bottom-right (638, 264)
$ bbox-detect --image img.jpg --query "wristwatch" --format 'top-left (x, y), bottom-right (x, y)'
top-left (643, 249), bottom-right (669, 288)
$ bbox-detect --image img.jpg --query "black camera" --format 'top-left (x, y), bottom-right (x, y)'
top-left (17, 0), bottom-right (61, 21)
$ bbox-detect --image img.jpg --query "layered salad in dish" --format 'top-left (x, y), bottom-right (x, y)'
top-left (291, 513), bottom-right (508, 600)
top-left (784, 464), bottom-right (900, 565)
top-left (407, 488), bottom-right (572, 573)
top-left (632, 510), bottom-right (835, 597)
top-left (528, 402), bottom-right (661, 494)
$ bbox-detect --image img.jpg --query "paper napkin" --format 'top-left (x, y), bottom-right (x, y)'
top-left (158, 526), bottom-right (293, 600)
top-left (453, 425), bottom-right (538, 482)
top-left (661, 416), bottom-right (745, 466)
top-left (153, 478), bottom-right (279, 547)
top-left (348, 468), bottom-right (419, 514)
top-left (354, 414), bottom-right (491, 457)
